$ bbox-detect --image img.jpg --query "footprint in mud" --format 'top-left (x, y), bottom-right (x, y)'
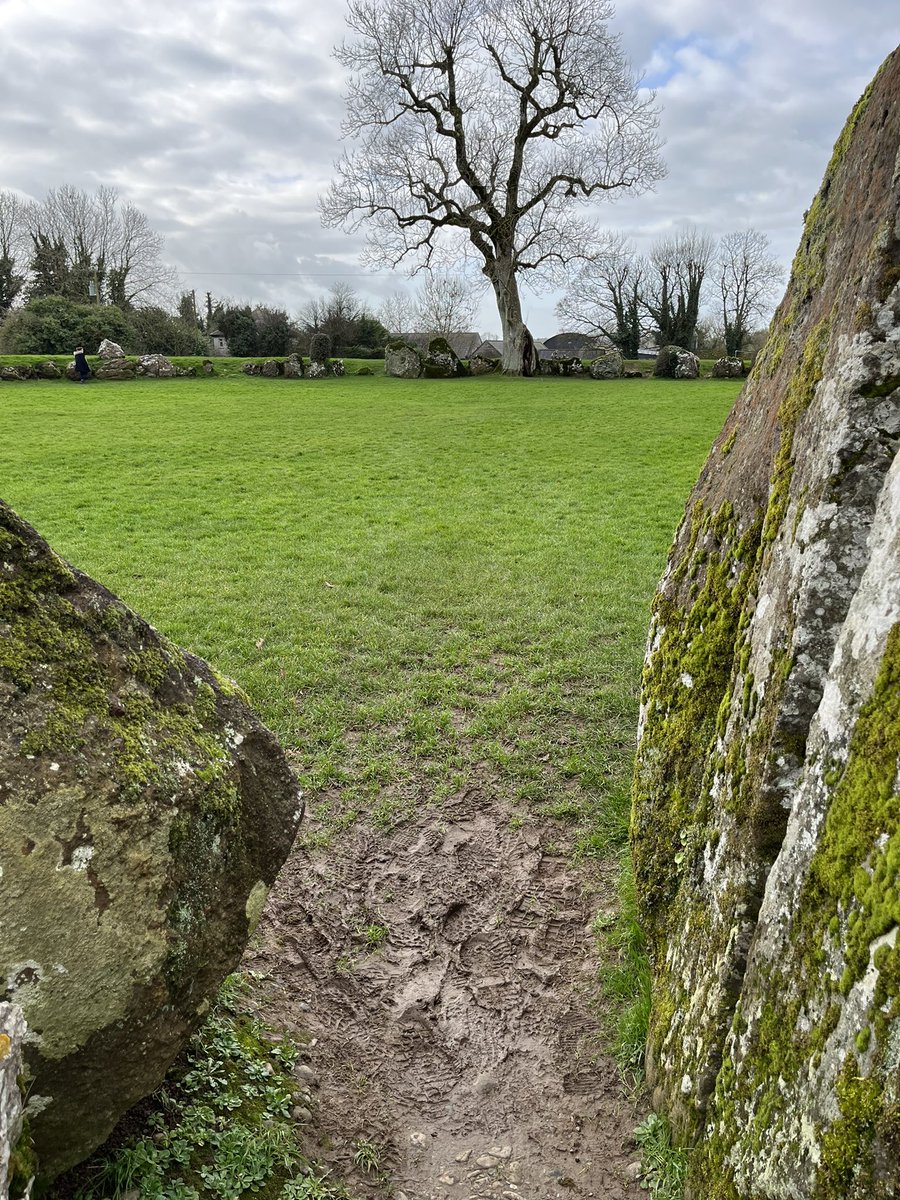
top-left (244, 802), bottom-right (643, 1199)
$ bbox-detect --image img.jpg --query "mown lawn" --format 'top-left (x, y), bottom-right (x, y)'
top-left (1, 372), bottom-right (737, 852)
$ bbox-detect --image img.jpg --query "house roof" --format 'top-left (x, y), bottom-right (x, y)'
top-left (543, 331), bottom-right (606, 352)
top-left (402, 331), bottom-right (484, 359)
top-left (473, 338), bottom-right (547, 359)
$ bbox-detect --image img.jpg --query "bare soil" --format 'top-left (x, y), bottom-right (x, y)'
top-left (244, 787), bottom-right (644, 1200)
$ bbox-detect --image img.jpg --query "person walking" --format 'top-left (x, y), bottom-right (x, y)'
top-left (73, 346), bottom-right (91, 383)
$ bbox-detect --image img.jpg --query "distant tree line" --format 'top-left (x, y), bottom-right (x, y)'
top-left (556, 227), bottom-right (785, 357)
top-left (0, 184), bottom-right (396, 359)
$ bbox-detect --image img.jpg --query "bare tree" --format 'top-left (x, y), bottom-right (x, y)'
top-left (321, 0), bottom-right (665, 374)
top-left (715, 229), bottom-right (785, 356)
top-left (640, 229), bottom-right (714, 350)
top-left (378, 288), bottom-right (416, 338)
top-left (0, 190), bottom-right (27, 314)
top-left (414, 274), bottom-right (481, 337)
top-left (299, 282), bottom-right (363, 353)
top-left (22, 185), bottom-right (175, 306)
top-left (555, 233), bottom-right (647, 357)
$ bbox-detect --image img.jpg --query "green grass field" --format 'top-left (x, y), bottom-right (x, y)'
top-left (5, 371), bottom-right (739, 1197)
top-left (1, 372), bottom-right (737, 853)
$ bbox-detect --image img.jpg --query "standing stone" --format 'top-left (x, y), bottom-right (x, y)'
top-left (261, 360), bottom-right (281, 378)
top-left (423, 337), bottom-right (462, 377)
top-left (711, 355), bottom-right (745, 378)
top-left (589, 350), bottom-right (624, 379)
top-left (653, 345), bottom-right (700, 378)
top-left (0, 501), bottom-right (304, 1180)
top-left (633, 51), bottom-right (900, 1199)
top-left (137, 353), bottom-right (177, 378)
top-left (283, 354), bottom-right (304, 379)
top-left (38, 362), bottom-right (61, 380)
top-left (384, 340), bottom-right (424, 379)
top-left (96, 339), bottom-right (125, 360)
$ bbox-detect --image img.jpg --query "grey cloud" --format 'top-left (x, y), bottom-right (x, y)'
top-left (0, 0), bottom-right (896, 335)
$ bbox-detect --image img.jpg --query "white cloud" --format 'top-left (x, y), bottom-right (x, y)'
top-left (0, 0), bottom-right (896, 335)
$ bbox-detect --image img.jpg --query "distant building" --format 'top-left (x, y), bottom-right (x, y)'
top-left (543, 332), bottom-right (606, 356)
top-left (404, 331), bottom-right (483, 359)
top-left (472, 338), bottom-right (547, 360)
top-left (208, 329), bottom-right (230, 356)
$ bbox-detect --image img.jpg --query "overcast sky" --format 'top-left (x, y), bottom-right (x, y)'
top-left (0, 1), bottom-right (896, 336)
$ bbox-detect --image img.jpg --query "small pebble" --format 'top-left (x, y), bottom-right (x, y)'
top-left (455, 1149), bottom-right (472, 1163)
top-left (624, 1161), bottom-right (642, 1181)
top-left (475, 1154), bottom-right (499, 1169)
top-left (489, 1145), bottom-right (512, 1160)
top-left (437, 1174), bottom-right (456, 1185)
top-left (291, 1106), bottom-right (312, 1123)
top-left (294, 1064), bottom-right (317, 1085)
top-left (410, 1131), bottom-right (428, 1146)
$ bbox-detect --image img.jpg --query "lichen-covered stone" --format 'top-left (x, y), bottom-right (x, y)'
top-left (423, 336), bottom-right (462, 378)
top-left (96, 339), bottom-right (125, 359)
top-left (0, 1004), bottom-right (33, 1200)
top-left (384, 340), bottom-right (424, 379)
top-left (0, 501), bottom-right (304, 1180)
top-left (633, 50), bottom-right (900, 1198)
top-left (93, 357), bottom-right (137, 381)
top-left (540, 352), bottom-right (583, 375)
top-left (712, 356), bottom-right (745, 378)
top-left (653, 345), bottom-right (699, 378)
top-left (137, 353), bottom-right (177, 378)
top-left (590, 350), bottom-right (624, 379)
top-left (469, 356), bottom-right (498, 376)
top-left (0, 367), bottom-right (33, 382)
top-left (261, 359), bottom-right (281, 378)
top-left (283, 354), bottom-right (304, 379)
top-left (37, 362), bottom-right (61, 380)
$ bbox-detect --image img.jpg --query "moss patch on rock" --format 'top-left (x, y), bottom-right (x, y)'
top-left (0, 500), bottom-right (303, 1180)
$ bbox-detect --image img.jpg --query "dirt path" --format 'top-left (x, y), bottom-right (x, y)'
top-left (245, 789), bottom-right (643, 1200)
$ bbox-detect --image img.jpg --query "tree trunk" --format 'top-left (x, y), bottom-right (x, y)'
top-left (486, 256), bottom-right (538, 376)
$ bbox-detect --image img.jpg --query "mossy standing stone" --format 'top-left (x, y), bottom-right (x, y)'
top-left (633, 49), bottom-right (900, 1199)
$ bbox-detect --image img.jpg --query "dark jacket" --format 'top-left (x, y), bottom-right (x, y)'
top-left (74, 351), bottom-right (90, 378)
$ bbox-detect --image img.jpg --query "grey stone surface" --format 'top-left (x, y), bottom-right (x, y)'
top-left (97, 339), bottom-right (125, 359)
top-left (653, 345), bottom-right (699, 378)
top-left (385, 341), bottom-right (424, 379)
top-left (137, 353), bottom-right (177, 378)
top-left (589, 350), bottom-right (624, 379)
top-left (711, 355), bottom-right (744, 378)
top-left (93, 357), bottom-right (137, 380)
top-left (0, 1004), bottom-right (31, 1200)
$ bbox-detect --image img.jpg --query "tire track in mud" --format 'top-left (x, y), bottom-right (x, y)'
top-left (244, 789), bottom-right (643, 1200)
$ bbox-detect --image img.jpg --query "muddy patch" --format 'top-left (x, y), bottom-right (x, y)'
top-left (245, 789), bottom-right (642, 1199)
